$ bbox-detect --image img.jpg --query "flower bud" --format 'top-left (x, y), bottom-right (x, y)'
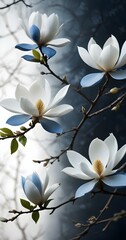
top-left (109, 87), bottom-right (119, 94)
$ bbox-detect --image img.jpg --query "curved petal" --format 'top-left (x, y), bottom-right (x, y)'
top-left (109, 69), bottom-right (126, 80)
top-left (99, 45), bottom-right (119, 71)
top-left (115, 41), bottom-right (126, 68)
top-left (22, 55), bottom-right (37, 62)
top-left (104, 133), bottom-right (118, 170)
top-left (50, 85), bottom-right (70, 108)
top-left (62, 167), bottom-right (91, 180)
top-left (31, 172), bottom-right (42, 195)
top-left (67, 150), bottom-right (89, 170)
top-left (89, 138), bottom-right (109, 167)
top-left (30, 79), bottom-right (51, 109)
top-left (40, 118), bottom-right (63, 134)
top-left (102, 174), bottom-right (126, 187)
top-left (41, 13), bottom-right (59, 43)
top-left (15, 43), bottom-right (37, 51)
top-left (48, 38), bottom-right (70, 47)
top-left (75, 179), bottom-right (98, 198)
top-left (6, 114), bottom-right (31, 126)
top-left (44, 183), bottom-right (60, 202)
top-left (80, 162), bottom-right (99, 178)
top-left (45, 104), bottom-right (73, 117)
top-left (88, 44), bottom-right (102, 64)
top-left (88, 37), bottom-right (96, 51)
top-left (78, 46), bottom-right (100, 70)
top-left (23, 179), bottom-right (43, 205)
top-left (114, 144), bottom-right (126, 168)
top-left (80, 72), bottom-right (105, 88)
top-left (15, 84), bottom-right (29, 101)
top-left (20, 98), bottom-right (38, 116)
top-left (103, 35), bottom-right (119, 53)
top-left (0, 98), bottom-right (22, 113)
top-left (29, 25), bottom-right (40, 43)
top-left (41, 46), bottom-right (56, 59)
top-left (28, 11), bottom-right (42, 30)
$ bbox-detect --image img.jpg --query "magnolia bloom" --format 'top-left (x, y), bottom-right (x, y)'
top-left (15, 11), bottom-right (70, 58)
top-left (21, 170), bottom-right (59, 205)
top-left (78, 35), bottom-right (126, 87)
top-left (0, 78), bottom-right (73, 134)
top-left (62, 133), bottom-right (126, 198)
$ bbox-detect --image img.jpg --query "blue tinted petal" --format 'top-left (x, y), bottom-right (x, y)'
top-left (39, 118), bottom-right (63, 134)
top-left (41, 46), bottom-right (56, 59)
top-left (80, 72), bottom-right (105, 87)
top-left (21, 176), bottom-right (26, 192)
top-left (102, 174), bottom-right (126, 187)
top-left (75, 180), bottom-right (97, 198)
top-left (6, 114), bottom-right (31, 126)
top-left (109, 69), bottom-right (126, 80)
top-left (29, 25), bottom-right (40, 43)
top-left (31, 172), bottom-right (42, 195)
top-left (15, 43), bottom-right (37, 51)
top-left (22, 55), bottom-right (37, 62)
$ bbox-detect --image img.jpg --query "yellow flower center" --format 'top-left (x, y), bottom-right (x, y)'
top-left (36, 99), bottom-right (44, 116)
top-left (93, 160), bottom-right (104, 176)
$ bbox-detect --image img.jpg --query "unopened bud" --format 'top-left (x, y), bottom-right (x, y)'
top-left (111, 103), bottom-right (120, 111)
top-left (82, 106), bottom-right (86, 113)
top-left (74, 223), bottom-right (82, 228)
top-left (20, 126), bottom-right (27, 131)
top-left (109, 87), bottom-right (119, 94)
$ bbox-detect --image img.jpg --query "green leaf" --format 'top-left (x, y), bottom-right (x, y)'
top-left (18, 135), bottom-right (27, 146)
top-left (0, 128), bottom-right (14, 136)
top-left (32, 50), bottom-right (40, 60)
top-left (20, 198), bottom-right (31, 210)
top-left (11, 138), bottom-right (18, 154)
top-left (32, 211), bottom-right (40, 223)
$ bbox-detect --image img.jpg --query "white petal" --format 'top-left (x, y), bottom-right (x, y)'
top-left (62, 167), bottom-right (91, 180)
top-left (102, 174), bottom-right (126, 187)
top-left (89, 138), bottom-right (109, 167)
top-left (113, 144), bottom-right (126, 168)
top-left (45, 104), bottom-right (73, 117)
top-left (28, 11), bottom-right (42, 30)
top-left (15, 84), bottom-right (30, 101)
top-left (88, 37), bottom-right (96, 51)
top-left (29, 79), bottom-right (51, 108)
top-left (78, 46), bottom-right (100, 70)
top-left (41, 13), bottom-right (59, 43)
top-left (89, 44), bottom-right (102, 64)
top-left (67, 150), bottom-right (89, 170)
top-left (109, 69), bottom-right (126, 80)
top-left (44, 183), bottom-right (60, 202)
top-left (99, 45), bottom-right (119, 71)
top-left (0, 98), bottom-right (22, 113)
top-left (20, 98), bottom-right (38, 116)
top-left (103, 35), bottom-right (119, 53)
top-left (24, 179), bottom-right (42, 205)
top-left (50, 85), bottom-right (70, 108)
top-left (75, 179), bottom-right (98, 198)
top-left (115, 41), bottom-right (126, 68)
top-left (104, 133), bottom-right (118, 171)
top-left (80, 162), bottom-right (99, 178)
top-left (47, 38), bottom-right (70, 47)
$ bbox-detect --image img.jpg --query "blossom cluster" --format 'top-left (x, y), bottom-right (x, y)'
top-left (0, 11), bottom-right (126, 217)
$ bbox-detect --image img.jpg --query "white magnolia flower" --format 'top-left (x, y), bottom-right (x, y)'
top-left (0, 78), bottom-right (73, 133)
top-left (62, 133), bottom-right (126, 198)
top-left (78, 35), bottom-right (126, 87)
top-left (21, 170), bottom-right (59, 205)
top-left (15, 11), bottom-right (70, 54)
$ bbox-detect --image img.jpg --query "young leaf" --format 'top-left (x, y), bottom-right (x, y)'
top-left (19, 135), bottom-right (27, 147)
top-left (0, 128), bottom-right (14, 137)
top-left (32, 49), bottom-right (40, 60)
top-left (32, 211), bottom-right (40, 223)
top-left (11, 138), bottom-right (18, 154)
top-left (20, 198), bottom-right (31, 210)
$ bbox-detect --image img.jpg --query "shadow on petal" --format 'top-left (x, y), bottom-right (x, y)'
top-left (80, 72), bottom-right (105, 87)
